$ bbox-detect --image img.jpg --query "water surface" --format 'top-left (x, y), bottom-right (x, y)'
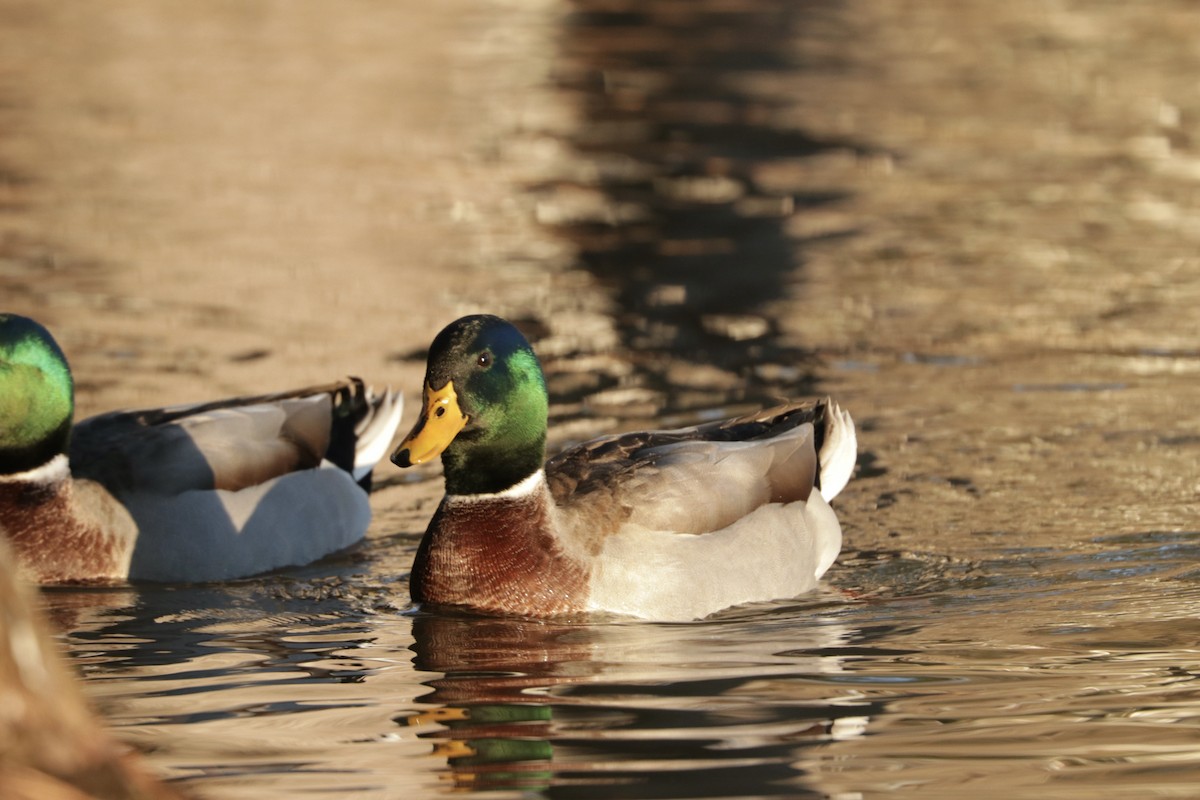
top-left (7, 0), bottom-right (1200, 797)
top-left (45, 528), bottom-right (1200, 798)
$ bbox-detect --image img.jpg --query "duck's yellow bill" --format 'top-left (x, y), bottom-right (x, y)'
top-left (391, 380), bottom-right (469, 467)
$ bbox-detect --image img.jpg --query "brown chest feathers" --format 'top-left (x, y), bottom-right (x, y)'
top-left (0, 477), bottom-right (133, 584)
top-left (410, 488), bottom-right (589, 616)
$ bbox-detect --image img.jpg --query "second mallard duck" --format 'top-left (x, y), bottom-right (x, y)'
top-left (393, 315), bottom-right (856, 621)
top-left (0, 313), bottom-right (404, 585)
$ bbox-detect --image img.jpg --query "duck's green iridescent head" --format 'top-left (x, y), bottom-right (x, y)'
top-left (0, 314), bottom-right (74, 473)
top-left (392, 315), bottom-right (548, 495)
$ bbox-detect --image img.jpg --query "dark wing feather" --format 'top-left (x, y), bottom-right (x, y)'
top-left (543, 399), bottom-right (828, 541)
top-left (70, 378), bottom-right (378, 497)
top-left (546, 399), bottom-right (828, 505)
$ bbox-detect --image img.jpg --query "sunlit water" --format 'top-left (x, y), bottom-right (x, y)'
top-left (8, 0), bottom-right (1200, 797)
top-left (40, 525), bottom-right (1200, 799)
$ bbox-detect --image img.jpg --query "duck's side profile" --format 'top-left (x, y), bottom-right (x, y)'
top-left (0, 313), bottom-right (403, 584)
top-left (392, 314), bottom-right (856, 621)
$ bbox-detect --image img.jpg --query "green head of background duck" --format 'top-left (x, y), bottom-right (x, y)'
top-left (0, 314), bottom-right (74, 476)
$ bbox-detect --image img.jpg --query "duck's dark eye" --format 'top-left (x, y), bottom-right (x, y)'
top-left (476, 351), bottom-right (492, 369)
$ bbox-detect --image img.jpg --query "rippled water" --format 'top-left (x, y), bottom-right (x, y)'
top-left (8, 0), bottom-right (1200, 797)
top-left (42, 527), bottom-right (1200, 799)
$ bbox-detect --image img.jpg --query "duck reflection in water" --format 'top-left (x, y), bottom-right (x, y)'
top-left (401, 610), bottom-right (870, 795)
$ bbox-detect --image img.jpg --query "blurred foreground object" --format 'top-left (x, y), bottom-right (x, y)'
top-left (0, 536), bottom-right (189, 799)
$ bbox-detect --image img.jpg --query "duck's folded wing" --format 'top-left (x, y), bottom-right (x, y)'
top-left (70, 379), bottom-right (400, 497)
top-left (548, 418), bottom-right (819, 536)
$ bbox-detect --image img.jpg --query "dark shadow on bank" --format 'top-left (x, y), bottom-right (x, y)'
top-left (532, 0), bottom-right (873, 416)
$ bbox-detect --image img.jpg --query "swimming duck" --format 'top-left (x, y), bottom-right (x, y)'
top-left (391, 314), bottom-right (855, 621)
top-left (0, 313), bottom-right (403, 585)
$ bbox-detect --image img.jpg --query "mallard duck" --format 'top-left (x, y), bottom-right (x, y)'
top-left (0, 313), bottom-right (403, 584)
top-left (391, 314), bottom-right (856, 621)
